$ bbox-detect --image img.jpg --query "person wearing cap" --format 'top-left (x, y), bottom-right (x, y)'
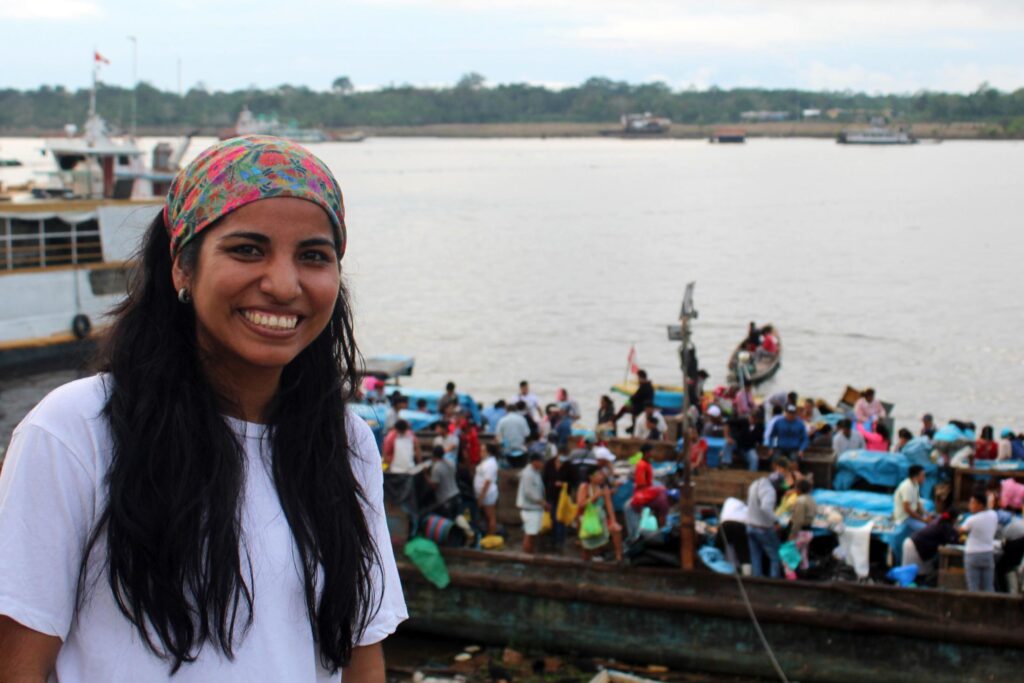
top-left (701, 404), bottom-right (725, 439)
top-left (920, 413), bottom-right (937, 439)
top-left (516, 452), bottom-right (549, 553)
top-left (767, 404), bottom-right (808, 460)
top-left (745, 458), bottom-right (790, 578)
top-left (0, 136), bottom-right (406, 680)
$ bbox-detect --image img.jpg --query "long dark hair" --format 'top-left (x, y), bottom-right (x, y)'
top-left (80, 213), bottom-right (379, 673)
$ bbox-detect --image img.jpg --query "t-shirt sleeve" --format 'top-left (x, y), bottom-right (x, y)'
top-left (347, 412), bottom-right (408, 646)
top-left (0, 423), bottom-right (97, 639)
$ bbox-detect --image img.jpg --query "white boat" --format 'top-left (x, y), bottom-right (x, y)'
top-left (837, 118), bottom-right (917, 145)
top-left (223, 106), bottom-right (331, 143)
top-left (0, 200), bottom-right (160, 371)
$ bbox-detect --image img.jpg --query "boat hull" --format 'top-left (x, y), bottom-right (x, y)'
top-left (399, 550), bottom-right (1024, 683)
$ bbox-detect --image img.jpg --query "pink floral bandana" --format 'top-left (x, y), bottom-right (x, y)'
top-left (163, 135), bottom-right (346, 259)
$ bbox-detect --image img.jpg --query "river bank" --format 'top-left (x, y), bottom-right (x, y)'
top-left (1, 120), bottom-right (1022, 140)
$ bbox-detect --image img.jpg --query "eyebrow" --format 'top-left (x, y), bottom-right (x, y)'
top-left (219, 231), bottom-right (337, 249)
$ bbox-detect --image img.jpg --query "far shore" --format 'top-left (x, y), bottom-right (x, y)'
top-left (2, 120), bottom-right (1021, 140)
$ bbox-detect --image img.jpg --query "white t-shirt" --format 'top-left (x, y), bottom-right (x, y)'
top-left (0, 376), bottom-right (407, 682)
top-left (389, 434), bottom-right (416, 474)
top-left (962, 509), bottom-right (999, 555)
top-left (720, 497), bottom-right (748, 524)
top-left (892, 478), bottom-right (920, 524)
top-left (473, 456), bottom-right (499, 498)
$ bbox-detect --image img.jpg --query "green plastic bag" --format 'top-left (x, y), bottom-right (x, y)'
top-left (639, 506), bottom-right (658, 532)
top-left (779, 540), bottom-right (801, 571)
top-left (580, 503), bottom-right (603, 539)
top-left (403, 537), bottom-right (450, 589)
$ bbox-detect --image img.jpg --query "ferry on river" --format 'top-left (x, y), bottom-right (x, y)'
top-left (837, 118), bottom-right (917, 145)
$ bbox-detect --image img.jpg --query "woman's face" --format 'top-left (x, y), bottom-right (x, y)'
top-left (174, 197), bottom-right (340, 377)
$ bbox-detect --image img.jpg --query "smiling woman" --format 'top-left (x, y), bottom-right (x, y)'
top-left (0, 136), bottom-right (406, 682)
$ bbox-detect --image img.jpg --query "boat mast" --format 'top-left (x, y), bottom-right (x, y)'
top-left (89, 49), bottom-right (98, 120)
top-left (669, 282), bottom-right (698, 570)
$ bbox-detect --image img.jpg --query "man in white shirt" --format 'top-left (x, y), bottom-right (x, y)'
top-left (634, 404), bottom-right (668, 441)
top-left (893, 465), bottom-right (930, 533)
top-left (959, 492), bottom-right (998, 592)
top-left (512, 380), bottom-right (542, 422)
top-left (474, 444), bottom-right (501, 536)
top-left (832, 418), bottom-right (866, 455)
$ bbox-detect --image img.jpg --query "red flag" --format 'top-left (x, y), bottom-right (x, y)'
top-left (94, 51), bottom-right (110, 65)
top-left (626, 344), bottom-right (639, 376)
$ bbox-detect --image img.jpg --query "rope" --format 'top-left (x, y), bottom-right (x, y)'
top-left (725, 542), bottom-right (791, 683)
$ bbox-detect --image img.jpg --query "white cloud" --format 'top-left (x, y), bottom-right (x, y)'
top-left (800, 63), bottom-right (921, 94)
top-left (936, 64), bottom-right (1024, 92)
top-left (0, 0), bottom-right (101, 19)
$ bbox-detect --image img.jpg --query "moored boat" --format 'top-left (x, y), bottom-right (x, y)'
top-left (837, 118), bottom-right (916, 145)
top-left (398, 548), bottom-right (1024, 683)
top-left (709, 127), bottom-right (746, 143)
top-left (727, 328), bottom-right (781, 387)
top-left (0, 200), bottom-right (161, 372)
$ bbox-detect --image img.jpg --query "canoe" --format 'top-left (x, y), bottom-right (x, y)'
top-left (727, 330), bottom-right (782, 387)
top-left (398, 548), bottom-right (1024, 683)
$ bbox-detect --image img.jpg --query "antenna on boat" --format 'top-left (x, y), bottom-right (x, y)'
top-left (668, 281), bottom-right (697, 570)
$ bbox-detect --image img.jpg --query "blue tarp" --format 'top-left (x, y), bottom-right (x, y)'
top-left (972, 460), bottom-right (1024, 471)
top-left (811, 489), bottom-right (935, 553)
top-left (351, 403), bottom-right (441, 445)
top-left (833, 449), bottom-right (939, 499)
top-left (933, 423), bottom-right (975, 442)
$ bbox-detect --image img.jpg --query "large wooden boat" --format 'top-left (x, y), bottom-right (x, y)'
top-left (398, 547), bottom-right (1024, 683)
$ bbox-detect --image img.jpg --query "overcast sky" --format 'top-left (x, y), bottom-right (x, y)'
top-left (2, 0), bottom-right (1022, 94)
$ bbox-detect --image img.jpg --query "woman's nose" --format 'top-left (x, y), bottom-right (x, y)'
top-left (259, 257), bottom-right (301, 301)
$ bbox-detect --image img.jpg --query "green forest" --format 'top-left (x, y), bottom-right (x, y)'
top-left (3, 75), bottom-right (1024, 132)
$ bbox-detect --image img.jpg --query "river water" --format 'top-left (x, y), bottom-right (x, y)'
top-left (2, 136), bottom-right (1022, 445)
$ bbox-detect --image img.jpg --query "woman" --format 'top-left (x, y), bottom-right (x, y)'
top-left (596, 395), bottom-right (617, 439)
top-left (576, 468), bottom-right (623, 562)
top-left (975, 425), bottom-right (998, 461)
top-left (0, 136), bottom-right (406, 681)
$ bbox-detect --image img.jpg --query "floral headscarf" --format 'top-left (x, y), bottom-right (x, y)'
top-left (163, 135), bottom-right (346, 259)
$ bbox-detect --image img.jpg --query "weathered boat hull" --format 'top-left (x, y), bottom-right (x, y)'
top-left (399, 549), bottom-right (1024, 683)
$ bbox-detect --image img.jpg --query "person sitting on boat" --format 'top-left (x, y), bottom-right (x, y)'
top-left (517, 452), bottom-right (549, 554)
top-left (832, 418), bottom-right (866, 455)
top-left (858, 420), bottom-right (890, 452)
top-left (997, 428), bottom-right (1023, 461)
top-left (481, 400), bottom-right (507, 434)
top-left (744, 321), bottom-right (762, 351)
top-left (555, 387), bottom-right (581, 421)
top-left (614, 368), bottom-right (655, 433)
top-left (901, 513), bottom-right (958, 579)
top-left (634, 403), bottom-right (668, 441)
top-left (746, 458), bottom-right (790, 578)
top-left (701, 404), bottom-right (725, 439)
top-left (920, 413), bottom-right (937, 439)
top-left (756, 325), bottom-right (779, 360)
top-left (576, 468), bottom-right (623, 562)
top-left (853, 388), bottom-right (886, 427)
top-left (975, 425), bottom-right (998, 461)
top-left (474, 443), bottom-right (501, 537)
top-left (627, 444), bottom-right (669, 539)
top-left (892, 428), bottom-right (914, 453)
top-left (894, 465), bottom-right (932, 534)
top-left (596, 394), bottom-right (617, 439)
top-left (438, 381), bottom-right (460, 416)
top-left (496, 401), bottom-right (530, 457)
top-left (799, 398), bottom-right (821, 425)
top-left (767, 405), bottom-right (808, 461)
top-left (809, 423), bottom-right (833, 449)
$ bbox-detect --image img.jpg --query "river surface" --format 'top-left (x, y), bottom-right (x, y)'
top-left (2, 136), bottom-right (1022, 444)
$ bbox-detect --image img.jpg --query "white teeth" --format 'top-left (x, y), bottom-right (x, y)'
top-left (243, 310), bottom-right (297, 330)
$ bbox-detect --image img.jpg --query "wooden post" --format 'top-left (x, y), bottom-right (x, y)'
top-left (679, 428), bottom-right (695, 570)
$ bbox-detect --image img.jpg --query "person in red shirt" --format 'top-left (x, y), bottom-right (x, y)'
top-left (630, 445), bottom-right (669, 528)
top-left (759, 325), bottom-right (779, 355)
top-left (975, 425), bottom-right (998, 461)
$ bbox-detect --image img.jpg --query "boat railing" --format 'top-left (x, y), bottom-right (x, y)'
top-left (0, 214), bottom-right (103, 272)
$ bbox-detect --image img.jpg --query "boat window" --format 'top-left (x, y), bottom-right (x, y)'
top-left (0, 215), bottom-right (103, 271)
top-left (88, 265), bottom-right (128, 296)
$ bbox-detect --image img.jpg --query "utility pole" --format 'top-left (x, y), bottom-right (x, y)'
top-left (128, 36), bottom-right (138, 137)
top-left (668, 282), bottom-right (697, 571)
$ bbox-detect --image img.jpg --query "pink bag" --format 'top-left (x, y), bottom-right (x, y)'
top-left (1000, 478), bottom-right (1024, 511)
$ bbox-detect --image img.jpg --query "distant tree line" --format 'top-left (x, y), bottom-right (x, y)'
top-left (2, 75), bottom-right (1023, 132)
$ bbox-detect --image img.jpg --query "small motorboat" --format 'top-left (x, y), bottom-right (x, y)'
top-left (727, 327), bottom-right (781, 387)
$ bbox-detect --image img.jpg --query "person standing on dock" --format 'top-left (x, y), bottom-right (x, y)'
top-left (0, 136), bottom-right (406, 681)
top-left (959, 491), bottom-right (999, 592)
top-left (474, 443), bottom-right (501, 536)
top-left (517, 452), bottom-right (548, 553)
top-left (746, 458), bottom-right (790, 578)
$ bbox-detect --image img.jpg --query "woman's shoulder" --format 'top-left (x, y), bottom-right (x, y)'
top-left (16, 375), bottom-right (111, 439)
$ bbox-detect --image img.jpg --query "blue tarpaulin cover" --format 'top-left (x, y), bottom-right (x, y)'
top-left (833, 449), bottom-right (939, 498)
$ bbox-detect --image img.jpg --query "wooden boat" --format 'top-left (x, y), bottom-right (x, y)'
top-left (727, 329), bottom-right (781, 387)
top-left (610, 382), bottom-right (686, 414)
top-left (397, 548), bottom-right (1024, 683)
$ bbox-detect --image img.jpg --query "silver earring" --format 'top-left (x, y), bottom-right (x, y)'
top-left (177, 287), bottom-right (192, 304)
